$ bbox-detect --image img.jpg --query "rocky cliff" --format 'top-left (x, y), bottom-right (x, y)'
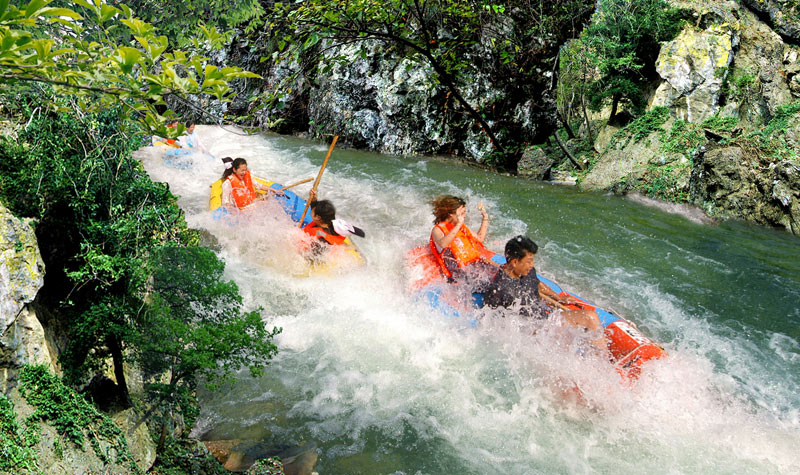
top-left (183, 0), bottom-right (800, 235)
top-left (1, 203), bottom-right (156, 473)
top-left (578, 0), bottom-right (800, 235)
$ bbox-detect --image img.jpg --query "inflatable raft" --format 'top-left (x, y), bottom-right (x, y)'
top-left (209, 177), bottom-right (365, 272)
top-left (406, 246), bottom-right (665, 382)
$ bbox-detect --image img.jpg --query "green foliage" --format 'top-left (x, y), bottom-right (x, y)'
top-left (247, 457), bottom-right (285, 475)
top-left (722, 69), bottom-right (759, 105)
top-left (0, 0), bottom-right (258, 139)
top-left (580, 0), bottom-right (686, 118)
top-left (148, 435), bottom-right (228, 475)
top-left (701, 114), bottom-right (737, 134)
top-left (18, 365), bottom-right (134, 467)
top-left (661, 119), bottom-right (705, 158)
top-left (124, 0), bottom-right (266, 45)
top-left (1, 89), bottom-right (280, 461)
top-left (639, 162), bottom-right (690, 202)
top-left (611, 105), bottom-right (669, 148)
top-left (135, 245), bottom-right (281, 391)
top-left (738, 101), bottom-right (800, 163)
top-left (0, 394), bottom-right (39, 473)
top-left (0, 91), bottom-right (191, 383)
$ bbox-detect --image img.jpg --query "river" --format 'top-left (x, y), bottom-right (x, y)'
top-left (137, 126), bottom-right (800, 474)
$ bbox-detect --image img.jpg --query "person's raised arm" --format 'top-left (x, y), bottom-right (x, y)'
top-left (476, 202), bottom-right (489, 242)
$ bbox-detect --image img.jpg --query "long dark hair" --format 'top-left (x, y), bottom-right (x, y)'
top-left (312, 199), bottom-right (337, 233)
top-left (221, 157), bottom-right (247, 180)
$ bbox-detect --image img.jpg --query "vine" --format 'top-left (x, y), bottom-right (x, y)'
top-left (0, 394), bottom-right (39, 473)
top-left (18, 365), bottom-right (136, 470)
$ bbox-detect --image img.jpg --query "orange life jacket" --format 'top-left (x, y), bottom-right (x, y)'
top-left (303, 222), bottom-right (347, 246)
top-left (166, 123), bottom-right (177, 146)
top-left (429, 222), bottom-right (495, 278)
top-left (227, 171), bottom-right (257, 208)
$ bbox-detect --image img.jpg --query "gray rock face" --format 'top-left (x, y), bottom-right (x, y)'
top-left (1, 205), bottom-right (44, 322)
top-left (517, 147), bottom-right (555, 180)
top-left (651, 24), bottom-right (738, 123)
top-left (741, 0), bottom-right (800, 42)
top-left (690, 146), bottom-right (800, 234)
top-left (307, 41), bottom-right (507, 161)
top-left (581, 127), bottom-right (684, 190)
top-left (1, 204), bottom-right (55, 392)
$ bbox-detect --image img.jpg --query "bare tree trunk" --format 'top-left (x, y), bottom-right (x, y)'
top-left (609, 94), bottom-right (620, 122)
top-left (553, 131), bottom-right (584, 170)
top-left (559, 110), bottom-right (576, 139)
top-left (581, 94), bottom-right (598, 152)
top-left (108, 335), bottom-right (131, 406)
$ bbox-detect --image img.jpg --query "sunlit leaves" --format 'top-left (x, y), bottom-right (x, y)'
top-left (0, 0), bottom-right (259, 138)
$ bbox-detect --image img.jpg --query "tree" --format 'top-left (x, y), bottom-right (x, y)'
top-left (123, 0), bottom-right (266, 45)
top-left (267, 0), bottom-right (594, 159)
top-left (134, 246), bottom-right (280, 451)
top-left (580, 0), bottom-right (684, 121)
top-left (0, 0), bottom-right (258, 139)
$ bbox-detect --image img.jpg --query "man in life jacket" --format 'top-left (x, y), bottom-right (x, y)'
top-left (429, 195), bottom-right (503, 290)
top-left (220, 157), bottom-right (278, 209)
top-left (302, 189), bottom-right (365, 259)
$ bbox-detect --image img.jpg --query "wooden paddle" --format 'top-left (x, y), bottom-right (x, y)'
top-left (298, 135), bottom-right (338, 227)
top-left (277, 177), bottom-right (313, 192)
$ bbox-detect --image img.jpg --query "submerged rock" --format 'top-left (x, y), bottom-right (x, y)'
top-left (204, 438), bottom-right (318, 474)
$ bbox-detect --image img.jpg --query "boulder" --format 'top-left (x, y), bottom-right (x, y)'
top-left (651, 24), bottom-right (738, 124)
top-left (517, 147), bottom-right (554, 180)
top-left (581, 128), bottom-right (683, 190)
top-left (204, 439), bottom-right (318, 474)
top-left (112, 408), bottom-right (157, 472)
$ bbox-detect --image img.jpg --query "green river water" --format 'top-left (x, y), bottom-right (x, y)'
top-left (138, 127), bottom-right (800, 474)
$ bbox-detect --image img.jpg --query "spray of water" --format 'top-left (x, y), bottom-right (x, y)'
top-left (136, 127), bottom-right (800, 473)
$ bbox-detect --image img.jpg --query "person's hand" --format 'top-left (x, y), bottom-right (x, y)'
top-left (478, 201), bottom-right (489, 220)
top-left (455, 211), bottom-right (465, 228)
top-left (308, 189), bottom-right (317, 202)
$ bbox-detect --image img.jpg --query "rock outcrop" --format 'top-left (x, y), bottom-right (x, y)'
top-left (690, 145), bottom-right (800, 234)
top-left (651, 23), bottom-right (738, 123)
top-left (580, 0), bottom-right (800, 234)
top-left (1, 204), bottom-right (54, 392)
top-left (741, 0), bottom-right (800, 42)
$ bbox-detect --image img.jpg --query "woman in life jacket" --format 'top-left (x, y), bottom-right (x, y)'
top-left (429, 194), bottom-right (503, 290)
top-left (220, 157), bottom-right (278, 209)
top-left (302, 189), bottom-right (365, 260)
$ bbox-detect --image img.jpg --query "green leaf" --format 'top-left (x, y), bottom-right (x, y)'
top-left (0, 0), bottom-right (10, 18)
top-left (99, 4), bottom-right (119, 23)
top-left (116, 46), bottom-right (141, 74)
top-left (37, 7), bottom-right (80, 19)
top-left (24, 0), bottom-right (49, 18)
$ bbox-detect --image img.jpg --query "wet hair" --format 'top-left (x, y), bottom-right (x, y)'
top-left (504, 235), bottom-right (538, 261)
top-left (312, 199), bottom-right (337, 232)
top-left (221, 157), bottom-right (247, 180)
top-left (430, 195), bottom-right (466, 224)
